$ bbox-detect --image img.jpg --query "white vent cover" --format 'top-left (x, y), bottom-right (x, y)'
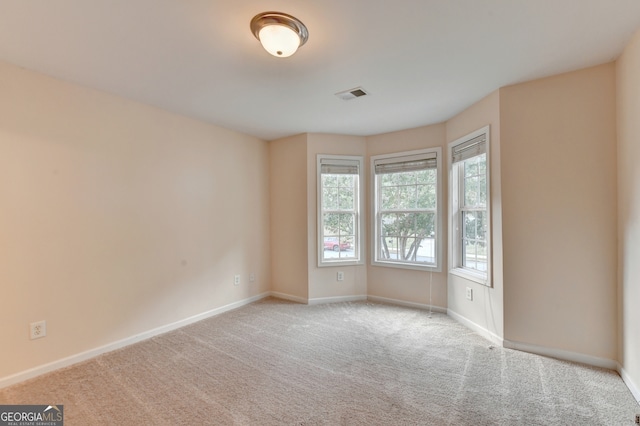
top-left (335, 87), bottom-right (369, 101)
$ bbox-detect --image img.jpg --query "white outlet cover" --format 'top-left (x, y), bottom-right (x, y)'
top-left (234, 274), bottom-right (240, 286)
top-left (30, 320), bottom-right (46, 340)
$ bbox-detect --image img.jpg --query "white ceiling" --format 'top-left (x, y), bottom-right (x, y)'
top-left (1, 1), bottom-right (640, 141)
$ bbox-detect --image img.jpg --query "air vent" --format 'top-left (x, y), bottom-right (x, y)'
top-left (335, 87), bottom-right (369, 101)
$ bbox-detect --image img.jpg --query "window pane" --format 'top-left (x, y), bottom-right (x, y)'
top-left (478, 154), bottom-right (487, 176)
top-left (338, 187), bottom-right (355, 210)
top-left (323, 187), bottom-right (338, 210)
top-left (323, 213), bottom-right (341, 235)
top-left (381, 186), bottom-right (396, 210)
top-left (476, 242), bottom-right (488, 271)
top-left (380, 173), bottom-right (397, 186)
top-left (323, 213), bottom-right (354, 235)
top-left (463, 240), bottom-right (477, 269)
top-left (380, 236), bottom-right (399, 260)
top-left (400, 236), bottom-right (420, 261)
top-left (322, 214), bottom-right (356, 261)
top-left (464, 176), bottom-right (478, 207)
top-left (463, 212), bottom-right (477, 240)
top-left (465, 158), bottom-right (479, 177)
top-left (323, 236), bottom-right (340, 250)
top-left (322, 174), bottom-right (338, 188)
top-left (379, 211), bottom-right (435, 265)
top-left (415, 212), bottom-right (435, 238)
top-left (419, 237), bottom-right (436, 264)
top-left (341, 235), bottom-right (354, 247)
top-left (478, 174), bottom-right (487, 207)
top-left (416, 169), bottom-right (436, 185)
top-left (337, 175), bottom-right (353, 188)
top-left (394, 212), bottom-right (414, 235)
top-left (382, 212), bottom-right (410, 239)
top-left (323, 236), bottom-right (356, 260)
top-left (417, 184), bottom-right (436, 209)
top-left (380, 213), bottom-right (396, 237)
top-left (396, 185), bottom-right (416, 209)
top-left (338, 213), bottom-right (355, 235)
top-left (462, 240), bottom-right (488, 272)
top-left (397, 171), bottom-right (415, 185)
top-left (476, 211), bottom-right (486, 241)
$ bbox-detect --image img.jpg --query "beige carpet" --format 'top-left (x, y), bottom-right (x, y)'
top-left (1, 298), bottom-right (638, 425)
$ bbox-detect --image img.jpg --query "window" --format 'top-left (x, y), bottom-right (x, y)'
top-left (372, 148), bottom-right (442, 270)
top-left (449, 126), bottom-right (491, 285)
top-left (317, 155), bottom-right (364, 266)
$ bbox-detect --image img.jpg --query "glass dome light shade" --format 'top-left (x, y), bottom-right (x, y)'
top-left (258, 24), bottom-right (300, 57)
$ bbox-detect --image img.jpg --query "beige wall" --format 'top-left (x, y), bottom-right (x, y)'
top-left (269, 134), bottom-right (308, 300)
top-left (445, 91), bottom-right (504, 340)
top-left (616, 28), bottom-right (640, 398)
top-left (500, 64), bottom-right (618, 361)
top-left (0, 61), bottom-right (271, 379)
top-left (307, 134), bottom-right (367, 301)
top-left (366, 124), bottom-right (448, 309)
top-left (269, 133), bottom-right (368, 302)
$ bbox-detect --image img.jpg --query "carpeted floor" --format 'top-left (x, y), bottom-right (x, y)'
top-left (1, 298), bottom-right (638, 425)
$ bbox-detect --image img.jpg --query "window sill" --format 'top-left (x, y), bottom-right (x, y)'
top-left (450, 267), bottom-right (491, 287)
top-left (318, 259), bottom-right (363, 268)
top-left (372, 260), bottom-right (441, 272)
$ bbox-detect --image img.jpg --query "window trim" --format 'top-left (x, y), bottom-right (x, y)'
top-left (371, 148), bottom-right (443, 272)
top-left (317, 154), bottom-right (365, 267)
top-left (448, 126), bottom-right (492, 286)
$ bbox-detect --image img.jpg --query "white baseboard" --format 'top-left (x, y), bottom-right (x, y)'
top-left (268, 292), bottom-right (368, 306)
top-left (269, 291), bottom-right (308, 304)
top-left (368, 295), bottom-right (447, 314)
top-left (446, 309), bottom-right (504, 347)
top-left (618, 364), bottom-right (640, 404)
top-left (502, 339), bottom-right (618, 371)
top-left (308, 295), bottom-right (368, 305)
top-left (0, 292), bottom-right (270, 389)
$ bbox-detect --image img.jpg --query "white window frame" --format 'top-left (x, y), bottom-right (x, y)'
top-left (317, 155), bottom-right (364, 267)
top-left (448, 126), bottom-right (492, 286)
top-left (371, 148), bottom-right (442, 271)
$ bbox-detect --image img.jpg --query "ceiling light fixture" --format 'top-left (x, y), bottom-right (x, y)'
top-left (250, 12), bottom-right (308, 58)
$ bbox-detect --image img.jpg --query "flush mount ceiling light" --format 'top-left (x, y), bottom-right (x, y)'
top-left (250, 12), bottom-right (309, 58)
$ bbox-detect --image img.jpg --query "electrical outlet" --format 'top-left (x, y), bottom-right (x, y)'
top-left (466, 287), bottom-right (473, 301)
top-left (30, 320), bottom-right (46, 340)
top-left (337, 271), bottom-right (344, 281)
top-left (234, 274), bottom-right (240, 286)
top-left (635, 413), bottom-right (639, 424)
top-left (249, 273), bottom-right (255, 282)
